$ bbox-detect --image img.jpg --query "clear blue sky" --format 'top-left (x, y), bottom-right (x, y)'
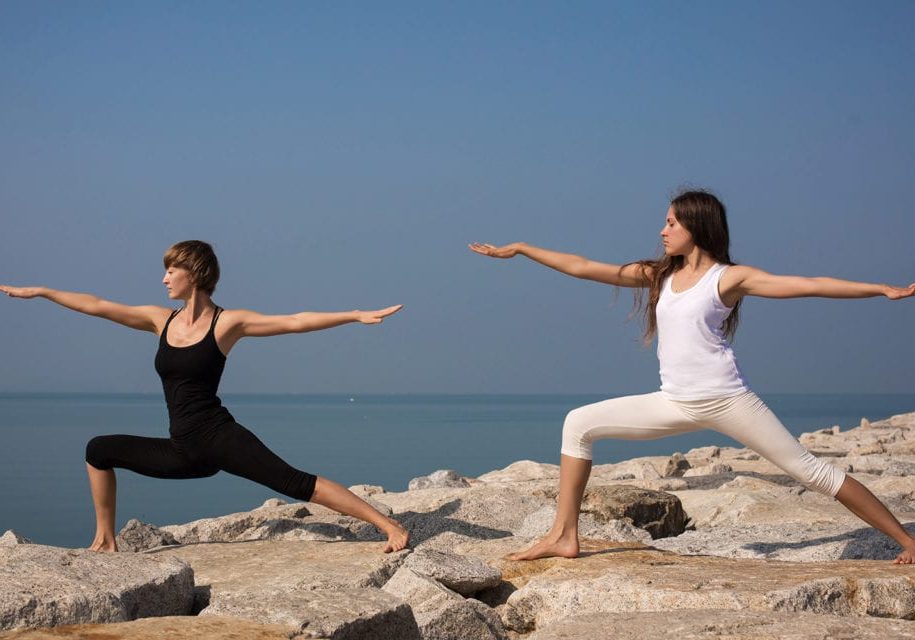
top-left (1, 1), bottom-right (913, 394)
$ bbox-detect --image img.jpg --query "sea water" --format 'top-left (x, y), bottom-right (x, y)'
top-left (1, 392), bottom-right (913, 548)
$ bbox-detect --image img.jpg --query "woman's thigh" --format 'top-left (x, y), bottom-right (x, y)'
top-left (203, 422), bottom-right (317, 500)
top-left (561, 392), bottom-right (701, 459)
top-left (699, 392), bottom-right (845, 496)
top-left (86, 434), bottom-right (218, 479)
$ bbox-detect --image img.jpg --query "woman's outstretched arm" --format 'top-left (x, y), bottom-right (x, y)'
top-left (0, 285), bottom-right (169, 333)
top-left (218, 305), bottom-right (402, 344)
top-left (720, 266), bottom-right (915, 304)
top-left (468, 242), bottom-right (650, 287)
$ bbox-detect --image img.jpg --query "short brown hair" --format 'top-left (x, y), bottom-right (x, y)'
top-left (163, 240), bottom-right (220, 295)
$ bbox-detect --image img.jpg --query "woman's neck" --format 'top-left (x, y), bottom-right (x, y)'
top-left (180, 292), bottom-right (214, 323)
top-left (679, 247), bottom-right (715, 273)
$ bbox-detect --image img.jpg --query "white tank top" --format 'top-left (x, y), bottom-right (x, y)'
top-left (656, 263), bottom-right (748, 400)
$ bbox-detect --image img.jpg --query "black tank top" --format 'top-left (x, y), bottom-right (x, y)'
top-left (155, 306), bottom-right (234, 433)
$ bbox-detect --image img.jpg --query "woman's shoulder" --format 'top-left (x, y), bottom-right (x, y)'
top-left (719, 264), bottom-right (759, 280)
top-left (213, 307), bottom-right (266, 332)
top-left (214, 307), bottom-right (246, 324)
top-left (717, 265), bottom-right (765, 298)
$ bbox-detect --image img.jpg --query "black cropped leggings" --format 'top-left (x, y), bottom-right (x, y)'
top-left (85, 421), bottom-right (317, 502)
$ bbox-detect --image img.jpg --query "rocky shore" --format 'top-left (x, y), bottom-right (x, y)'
top-left (3, 410), bottom-right (915, 639)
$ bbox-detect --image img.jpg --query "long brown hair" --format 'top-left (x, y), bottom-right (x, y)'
top-left (631, 189), bottom-right (740, 343)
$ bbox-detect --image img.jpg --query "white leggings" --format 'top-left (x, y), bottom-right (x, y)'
top-left (561, 390), bottom-right (846, 497)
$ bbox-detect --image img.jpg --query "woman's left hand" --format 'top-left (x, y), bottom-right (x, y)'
top-left (0, 285), bottom-right (43, 299)
top-left (885, 283), bottom-right (915, 300)
top-left (355, 305), bottom-right (404, 324)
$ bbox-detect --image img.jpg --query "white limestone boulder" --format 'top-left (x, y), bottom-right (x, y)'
top-left (0, 545), bottom-right (194, 631)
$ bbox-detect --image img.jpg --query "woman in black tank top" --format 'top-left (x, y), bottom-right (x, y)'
top-left (1, 240), bottom-right (409, 553)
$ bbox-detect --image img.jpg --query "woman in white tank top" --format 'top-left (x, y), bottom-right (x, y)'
top-left (470, 189), bottom-right (915, 563)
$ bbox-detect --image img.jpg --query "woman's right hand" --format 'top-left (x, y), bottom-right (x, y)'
top-left (468, 242), bottom-right (523, 259)
top-left (884, 283), bottom-right (915, 300)
top-left (0, 285), bottom-right (43, 299)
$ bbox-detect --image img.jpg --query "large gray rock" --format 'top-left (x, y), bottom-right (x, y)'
top-left (402, 548), bottom-right (502, 596)
top-left (500, 543), bottom-right (915, 632)
top-left (158, 539), bottom-right (407, 592)
top-left (160, 501), bottom-right (319, 544)
top-left (155, 540), bottom-right (413, 637)
top-left (383, 568), bottom-right (507, 640)
top-left (578, 485), bottom-right (688, 539)
top-left (766, 575), bottom-right (915, 618)
top-left (409, 470), bottom-right (471, 491)
top-left (0, 544), bottom-right (194, 631)
top-left (526, 610), bottom-right (915, 640)
top-left (383, 566), bottom-right (463, 608)
top-left (669, 476), bottom-right (853, 528)
top-left (419, 599), bottom-right (506, 640)
top-left (203, 588), bottom-right (419, 639)
top-left (116, 519), bottom-right (178, 552)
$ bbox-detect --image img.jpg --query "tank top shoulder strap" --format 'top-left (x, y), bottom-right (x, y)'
top-left (160, 308), bottom-right (181, 339)
top-left (707, 263), bottom-right (732, 306)
top-left (209, 306), bottom-right (224, 333)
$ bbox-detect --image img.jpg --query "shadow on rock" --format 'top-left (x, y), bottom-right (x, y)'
top-left (396, 500), bottom-right (512, 545)
top-left (680, 471), bottom-right (813, 491)
top-left (743, 522), bottom-right (915, 560)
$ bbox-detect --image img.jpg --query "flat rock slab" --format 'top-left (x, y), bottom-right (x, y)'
top-left (0, 545), bottom-right (194, 632)
top-left (652, 522), bottom-right (915, 562)
top-left (0, 616), bottom-right (296, 640)
top-left (499, 541), bottom-right (915, 632)
top-left (153, 540), bottom-right (418, 638)
top-left (416, 534), bottom-right (543, 566)
top-left (385, 485), bottom-right (551, 544)
top-left (155, 540), bottom-right (405, 592)
top-left (526, 610), bottom-right (915, 639)
top-left (202, 588), bottom-right (419, 639)
top-left (670, 481), bottom-right (864, 528)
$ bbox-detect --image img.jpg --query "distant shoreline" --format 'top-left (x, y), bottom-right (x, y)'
top-left (3, 391), bottom-right (915, 399)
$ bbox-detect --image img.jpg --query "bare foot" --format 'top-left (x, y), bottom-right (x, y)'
top-left (88, 536), bottom-right (118, 552)
top-left (382, 520), bottom-right (410, 553)
top-left (505, 535), bottom-right (579, 561)
top-left (893, 546), bottom-right (915, 564)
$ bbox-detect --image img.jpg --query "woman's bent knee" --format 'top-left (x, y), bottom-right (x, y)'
top-left (791, 452), bottom-right (846, 497)
top-left (809, 463), bottom-right (846, 497)
top-left (561, 408), bottom-right (594, 460)
top-left (85, 435), bottom-right (113, 469)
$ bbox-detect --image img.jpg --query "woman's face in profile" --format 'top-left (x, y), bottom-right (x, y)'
top-left (660, 207), bottom-right (694, 256)
top-left (162, 266), bottom-right (194, 300)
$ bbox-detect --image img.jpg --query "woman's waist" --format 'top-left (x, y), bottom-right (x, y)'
top-left (167, 405), bottom-right (235, 433)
